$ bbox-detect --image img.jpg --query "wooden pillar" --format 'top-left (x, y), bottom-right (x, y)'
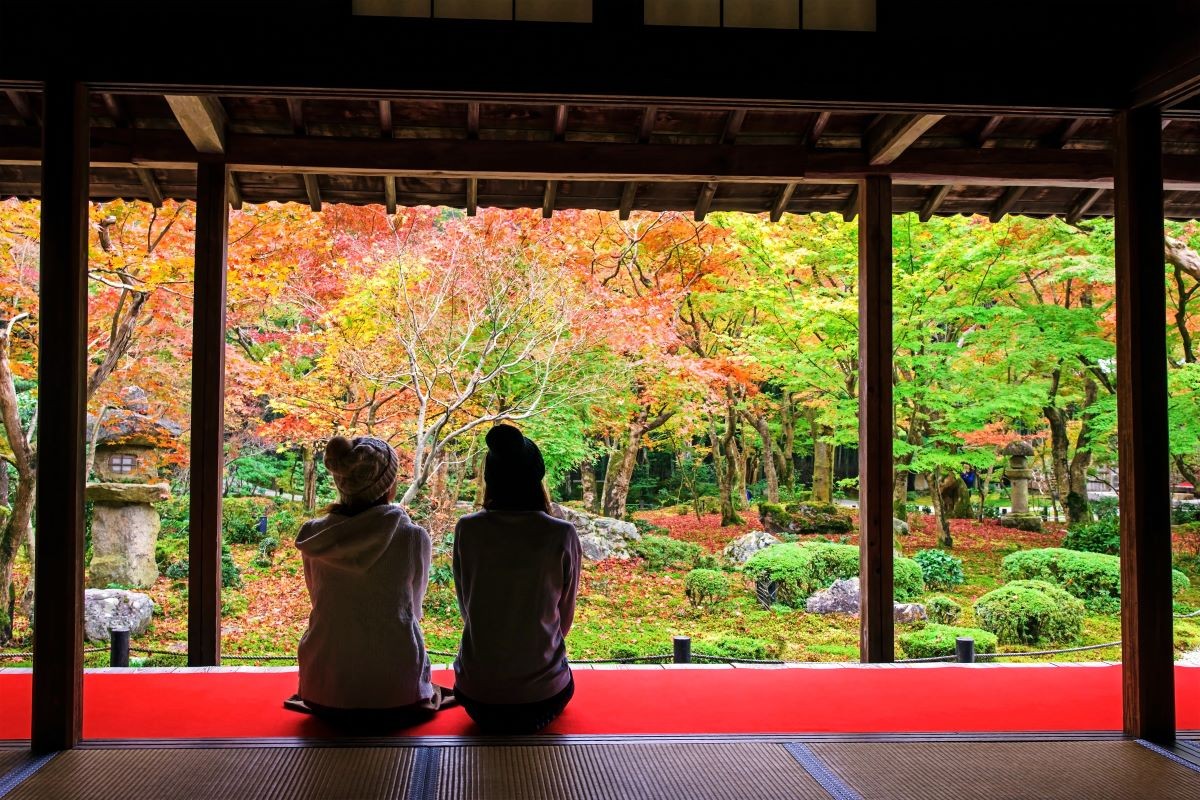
top-left (1113, 107), bottom-right (1174, 743)
top-left (858, 176), bottom-right (894, 663)
top-left (187, 163), bottom-right (229, 667)
top-left (31, 79), bottom-right (90, 752)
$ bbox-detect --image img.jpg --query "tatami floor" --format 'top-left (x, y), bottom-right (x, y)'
top-left (2, 735), bottom-right (1199, 799)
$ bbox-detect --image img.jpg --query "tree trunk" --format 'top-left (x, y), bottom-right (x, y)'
top-left (811, 432), bottom-right (834, 504)
top-left (580, 461), bottom-right (597, 511)
top-left (742, 411), bottom-right (780, 503)
top-left (0, 464), bottom-right (9, 508)
top-left (778, 395), bottom-right (795, 489)
top-left (709, 421), bottom-right (742, 527)
top-left (601, 408), bottom-right (672, 519)
top-left (302, 445), bottom-right (318, 511)
top-left (893, 470), bottom-right (909, 524)
top-left (927, 470), bottom-right (953, 548)
top-left (0, 318), bottom-right (35, 645)
top-left (1174, 455), bottom-right (1200, 499)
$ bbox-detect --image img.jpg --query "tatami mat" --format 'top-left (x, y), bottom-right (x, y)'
top-left (3, 747), bottom-right (415, 800)
top-left (436, 742), bottom-right (831, 800)
top-left (0, 749), bottom-right (30, 779)
top-left (810, 740), bottom-right (1200, 800)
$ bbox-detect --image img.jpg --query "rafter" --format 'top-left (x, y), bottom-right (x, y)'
top-left (384, 175), bottom-right (397, 214)
top-left (841, 184), bottom-right (860, 222)
top-left (617, 106), bottom-right (658, 216)
top-left (865, 114), bottom-right (945, 165)
top-left (720, 109), bottom-right (747, 145)
top-left (226, 170), bottom-right (243, 211)
top-left (769, 182), bottom-right (797, 223)
top-left (809, 111), bottom-right (831, 147)
top-left (695, 181), bottom-right (717, 221)
top-left (286, 98), bottom-right (305, 135)
top-left (637, 106), bottom-right (657, 143)
top-left (989, 186), bottom-right (1026, 222)
top-left (467, 102), bottom-right (480, 140)
top-left (4, 90), bottom-right (37, 126)
top-left (1065, 187), bottom-right (1104, 224)
top-left (379, 100), bottom-right (393, 138)
top-left (303, 173), bottom-right (322, 212)
top-left (466, 176), bottom-right (478, 216)
top-left (977, 115), bottom-right (1004, 146)
top-left (164, 95), bottom-right (227, 154)
top-left (619, 181), bottom-right (638, 220)
top-left (553, 104), bottom-right (569, 140)
top-left (1049, 117), bottom-right (1089, 148)
top-left (136, 168), bottom-right (164, 208)
top-left (542, 180), bottom-right (557, 218)
top-left (918, 184), bottom-right (951, 222)
top-left (104, 92), bottom-right (163, 207)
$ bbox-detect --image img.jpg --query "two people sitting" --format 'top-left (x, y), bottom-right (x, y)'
top-left (286, 424), bottom-right (581, 734)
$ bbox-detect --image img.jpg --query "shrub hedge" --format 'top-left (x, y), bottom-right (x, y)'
top-left (912, 549), bottom-right (965, 589)
top-left (924, 594), bottom-right (963, 625)
top-left (743, 542), bottom-right (924, 606)
top-left (631, 535), bottom-right (703, 571)
top-left (899, 624), bottom-right (997, 659)
top-left (1061, 517), bottom-right (1119, 555)
top-left (693, 635), bottom-right (779, 661)
top-left (1002, 547), bottom-right (1190, 612)
top-left (973, 579), bottom-right (1084, 645)
top-left (684, 568), bottom-right (730, 607)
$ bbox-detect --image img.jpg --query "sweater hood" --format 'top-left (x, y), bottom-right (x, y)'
top-left (295, 505), bottom-right (414, 572)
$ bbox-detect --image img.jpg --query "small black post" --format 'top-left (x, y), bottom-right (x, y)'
top-left (955, 637), bottom-right (975, 664)
top-left (109, 628), bottom-right (130, 668)
top-left (673, 635), bottom-right (692, 664)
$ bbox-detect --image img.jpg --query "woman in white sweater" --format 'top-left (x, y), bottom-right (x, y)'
top-left (286, 435), bottom-right (451, 725)
top-left (453, 424), bottom-right (582, 734)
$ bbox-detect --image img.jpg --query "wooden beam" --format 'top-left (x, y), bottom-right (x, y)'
top-left (303, 173), bottom-right (322, 212)
top-left (164, 95), bottom-right (227, 154)
top-left (542, 180), bottom-right (557, 218)
top-left (720, 109), bottom-right (747, 145)
top-left (858, 175), bottom-right (893, 665)
top-left (286, 98), bottom-right (305, 135)
top-left (466, 102), bottom-right (480, 139)
top-left (619, 181), bottom-right (638, 220)
top-left (1065, 187), bottom-right (1104, 224)
top-left (865, 114), bottom-right (945, 165)
top-left (809, 111), bottom-right (831, 147)
top-left (918, 184), bottom-right (951, 222)
top-left (136, 167), bottom-right (164, 208)
top-left (31, 78), bottom-right (89, 753)
top-left (553, 104), bottom-right (568, 140)
top-left (769, 182), bottom-right (797, 222)
top-left (466, 176), bottom-right (478, 216)
top-left (384, 175), bottom-right (397, 214)
top-left (1133, 48), bottom-right (1200, 109)
top-left (99, 92), bottom-right (125, 126)
top-left (694, 181), bottom-right (717, 221)
top-left (841, 184), bottom-right (859, 222)
top-left (1114, 106), bottom-right (1174, 744)
top-left (226, 170), bottom-right (243, 211)
top-left (5, 90), bottom-right (37, 126)
top-left (1050, 117), bottom-right (1088, 148)
top-left (188, 162), bottom-right (229, 669)
top-left (977, 115), bottom-right (1004, 146)
top-left (637, 105), bottom-right (657, 143)
top-left (378, 100), bottom-right (393, 138)
top-left (989, 186), bottom-right (1026, 222)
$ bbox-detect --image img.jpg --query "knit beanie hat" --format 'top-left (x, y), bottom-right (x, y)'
top-left (324, 435), bottom-right (399, 506)
top-left (483, 424), bottom-right (545, 489)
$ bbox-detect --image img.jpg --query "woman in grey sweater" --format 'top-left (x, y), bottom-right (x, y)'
top-left (453, 424), bottom-right (582, 734)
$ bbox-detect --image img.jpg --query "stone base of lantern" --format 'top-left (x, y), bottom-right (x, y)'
top-left (999, 512), bottom-right (1044, 532)
top-left (88, 501), bottom-right (161, 588)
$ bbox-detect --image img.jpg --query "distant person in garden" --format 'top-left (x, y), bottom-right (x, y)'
top-left (285, 435), bottom-right (454, 725)
top-left (452, 423), bottom-right (582, 734)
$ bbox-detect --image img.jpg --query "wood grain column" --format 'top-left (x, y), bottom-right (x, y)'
top-left (1113, 107), bottom-right (1174, 743)
top-left (31, 79), bottom-right (90, 752)
top-left (188, 163), bottom-right (229, 667)
top-left (858, 176), bottom-right (894, 663)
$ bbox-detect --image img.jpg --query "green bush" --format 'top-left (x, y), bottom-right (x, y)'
top-left (631, 518), bottom-right (669, 537)
top-left (223, 497), bottom-right (276, 545)
top-left (165, 560), bottom-right (189, 580)
top-left (222, 543), bottom-right (243, 588)
top-left (693, 635), bottom-right (779, 661)
top-left (156, 496), bottom-right (190, 539)
top-left (973, 580), bottom-right (1084, 645)
top-left (267, 504), bottom-right (304, 540)
top-left (899, 624), bottom-right (997, 659)
top-left (912, 549), bottom-right (965, 589)
top-left (1062, 516), bottom-right (1120, 555)
top-left (155, 537), bottom-right (188, 571)
top-left (743, 542), bottom-right (924, 606)
top-left (925, 594), bottom-right (963, 625)
top-left (684, 568), bottom-right (730, 607)
top-left (253, 536), bottom-right (279, 568)
top-left (1003, 547), bottom-right (1190, 611)
top-left (1174, 503), bottom-right (1200, 525)
top-left (631, 535), bottom-right (703, 571)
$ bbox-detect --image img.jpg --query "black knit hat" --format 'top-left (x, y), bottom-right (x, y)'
top-left (484, 424), bottom-right (545, 488)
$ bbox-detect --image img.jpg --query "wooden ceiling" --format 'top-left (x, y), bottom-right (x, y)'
top-left (2, 90), bottom-right (1199, 221)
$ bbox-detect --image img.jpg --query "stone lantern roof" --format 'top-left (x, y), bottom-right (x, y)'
top-left (88, 386), bottom-right (182, 448)
top-left (1002, 440), bottom-right (1035, 458)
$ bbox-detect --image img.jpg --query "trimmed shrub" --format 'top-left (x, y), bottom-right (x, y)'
top-left (223, 497), bottom-right (276, 545)
top-left (1003, 547), bottom-right (1190, 611)
top-left (925, 594), bottom-right (963, 625)
top-left (1174, 503), bottom-right (1200, 526)
top-left (684, 568), bottom-right (730, 607)
top-left (899, 624), bottom-right (997, 660)
top-left (165, 560), bottom-right (189, 580)
top-left (254, 536), bottom-right (279, 568)
top-left (973, 580), bottom-right (1084, 645)
top-left (744, 542), bottom-right (924, 606)
top-left (165, 547), bottom-right (241, 589)
top-left (694, 635), bottom-right (779, 661)
top-left (1061, 516), bottom-right (1119, 555)
top-left (631, 535), bottom-right (703, 571)
top-left (912, 549), bottom-right (965, 589)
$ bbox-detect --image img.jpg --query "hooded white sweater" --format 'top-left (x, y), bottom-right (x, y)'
top-left (452, 509), bottom-right (581, 704)
top-left (296, 504), bottom-right (433, 709)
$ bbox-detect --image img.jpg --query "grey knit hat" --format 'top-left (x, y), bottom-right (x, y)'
top-left (324, 435), bottom-right (399, 506)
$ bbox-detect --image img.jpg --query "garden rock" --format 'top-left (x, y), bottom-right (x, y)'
top-left (893, 518), bottom-right (910, 536)
top-left (552, 504), bottom-right (640, 560)
top-left (83, 588), bottom-right (154, 642)
top-left (759, 502), bottom-right (853, 535)
top-left (804, 576), bottom-right (927, 622)
top-left (88, 503), bottom-right (161, 588)
top-left (723, 531), bottom-right (781, 564)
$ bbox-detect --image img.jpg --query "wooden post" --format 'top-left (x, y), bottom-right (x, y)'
top-left (1113, 107), bottom-right (1174, 744)
top-left (858, 175), bottom-right (894, 664)
top-left (187, 163), bottom-right (229, 667)
top-left (31, 79), bottom-right (90, 752)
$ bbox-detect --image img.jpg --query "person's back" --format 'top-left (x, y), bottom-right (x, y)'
top-left (452, 424), bottom-right (581, 733)
top-left (453, 508), bottom-right (579, 704)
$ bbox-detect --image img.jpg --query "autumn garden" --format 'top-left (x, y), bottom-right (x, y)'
top-left (2, 198), bottom-right (1200, 666)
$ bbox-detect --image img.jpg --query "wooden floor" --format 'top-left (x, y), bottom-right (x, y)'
top-left (2, 735), bottom-right (1199, 800)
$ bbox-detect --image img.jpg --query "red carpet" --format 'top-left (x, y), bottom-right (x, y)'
top-left (2, 666), bottom-right (1198, 740)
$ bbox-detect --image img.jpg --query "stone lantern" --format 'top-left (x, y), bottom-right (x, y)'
top-left (85, 387), bottom-right (178, 588)
top-left (999, 439), bottom-right (1043, 532)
